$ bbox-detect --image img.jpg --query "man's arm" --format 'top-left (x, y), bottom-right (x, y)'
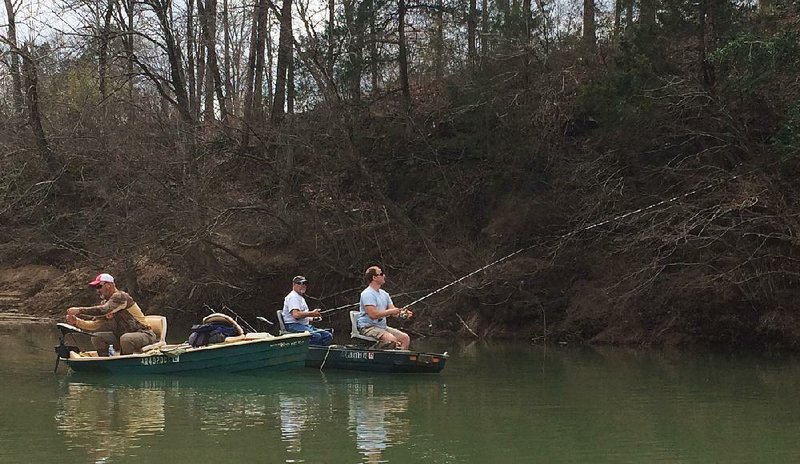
top-left (365, 304), bottom-right (400, 320)
top-left (290, 308), bottom-right (321, 320)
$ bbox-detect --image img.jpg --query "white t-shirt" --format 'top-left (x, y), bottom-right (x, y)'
top-left (282, 290), bottom-right (310, 324)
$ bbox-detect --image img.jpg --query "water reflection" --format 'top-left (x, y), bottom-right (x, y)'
top-left (345, 377), bottom-right (411, 463)
top-left (55, 382), bottom-right (165, 463)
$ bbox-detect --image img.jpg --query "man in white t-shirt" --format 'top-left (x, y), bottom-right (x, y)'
top-left (281, 275), bottom-right (333, 346)
top-left (357, 266), bottom-right (413, 349)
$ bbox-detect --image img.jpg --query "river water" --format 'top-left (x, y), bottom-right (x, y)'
top-left (2, 322), bottom-right (800, 463)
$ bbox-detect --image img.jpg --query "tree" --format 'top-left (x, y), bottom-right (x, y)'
top-left (272, 0), bottom-right (293, 122)
top-left (583, 0), bottom-right (596, 53)
top-left (3, 0), bottom-right (24, 115)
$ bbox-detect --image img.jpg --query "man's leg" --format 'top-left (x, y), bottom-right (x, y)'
top-left (385, 327), bottom-right (410, 350)
top-left (309, 326), bottom-right (333, 346)
top-left (120, 331), bottom-right (157, 354)
top-left (91, 332), bottom-right (118, 356)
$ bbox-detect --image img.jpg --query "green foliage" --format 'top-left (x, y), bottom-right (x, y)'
top-left (773, 99), bottom-right (800, 158)
top-left (712, 31), bottom-right (800, 91)
top-left (575, 43), bottom-right (658, 126)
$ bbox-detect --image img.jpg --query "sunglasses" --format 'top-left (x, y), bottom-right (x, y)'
top-left (376, 272), bottom-right (384, 276)
top-left (296, 281), bottom-right (308, 285)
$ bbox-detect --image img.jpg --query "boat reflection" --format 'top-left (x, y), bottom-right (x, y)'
top-left (55, 382), bottom-right (165, 463)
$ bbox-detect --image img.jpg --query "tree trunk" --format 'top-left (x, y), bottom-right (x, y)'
top-left (143, 0), bottom-right (193, 124)
top-left (327, 0), bottom-right (335, 78)
top-left (343, 0), bottom-right (362, 102)
top-left (222, 0), bottom-right (235, 114)
top-left (187, 0), bottom-right (198, 117)
top-left (254, 0), bottom-right (268, 121)
top-left (398, 0), bottom-right (411, 109)
top-left (434, 0), bottom-right (444, 79)
top-left (98, 0), bottom-right (116, 101)
top-left (3, 0), bottom-right (25, 115)
top-left (369, 0), bottom-right (378, 93)
top-left (200, 0), bottom-right (228, 124)
top-left (639, 0), bottom-right (656, 28)
top-left (467, 0), bottom-right (477, 66)
top-left (240, 0), bottom-right (260, 147)
top-left (21, 48), bottom-right (58, 171)
top-left (287, 53), bottom-right (295, 114)
top-left (613, 0), bottom-right (623, 40)
top-left (523, 0), bottom-right (532, 40)
top-left (480, 0), bottom-right (488, 63)
top-left (583, 0), bottom-right (596, 53)
top-left (698, 0), bottom-right (715, 88)
top-left (122, 0), bottom-right (136, 122)
top-left (272, 0), bottom-right (293, 123)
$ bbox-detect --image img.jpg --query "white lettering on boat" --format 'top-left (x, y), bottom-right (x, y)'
top-left (140, 356), bottom-right (177, 366)
top-left (343, 351), bottom-right (374, 360)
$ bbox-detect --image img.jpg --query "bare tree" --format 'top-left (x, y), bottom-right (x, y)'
top-left (21, 46), bottom-right (58, 170)
top-left (3, 0), bottom-right (24, 115)
top-left (467, 0), bottom-right (477, 66)
top-left (398, 0), bottom-right (411, 109)
top-left (139, 0), bottom-right (194, 125)
top-left (583, 0), bottom-right (596, 53)
top-left (272, 0), bottom-right (293, 122)
top-left (98, 0), bottom-right (116, 100)
top-left (187, 0), bottom-right (199, 117)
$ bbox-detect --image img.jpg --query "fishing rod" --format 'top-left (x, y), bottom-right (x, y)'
top-left (204, 304), bottom-right (257, 333)
top-left (319, 302), bottom-right (358, 315)
top-left (403, 174), bottom-right (740, 309)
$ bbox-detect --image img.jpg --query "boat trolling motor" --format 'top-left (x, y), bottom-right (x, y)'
top-left (53, 322), bottom-right (95, 373)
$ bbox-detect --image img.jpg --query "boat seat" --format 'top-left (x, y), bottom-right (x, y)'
top-left (350, 310), bottom-right (379, 346)
top-left (142, 315), bottom-right (168, 352)
top-left (276, 310), bottom-right (289, 335)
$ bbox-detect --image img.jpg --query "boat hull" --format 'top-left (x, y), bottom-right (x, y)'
top-left (64, 333), bottom-right (310, 375)
top-left (305, 344), bottom-right (447, 373)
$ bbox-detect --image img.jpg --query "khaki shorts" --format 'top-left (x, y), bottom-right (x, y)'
top-left (360, 325), bottom-right (405, 340)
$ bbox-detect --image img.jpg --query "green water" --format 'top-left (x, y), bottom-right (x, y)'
top-left (3, 323), bottom-right (800, 463)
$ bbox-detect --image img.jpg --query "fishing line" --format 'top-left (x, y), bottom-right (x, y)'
top-left (403, 173), bottom-right (741, 309)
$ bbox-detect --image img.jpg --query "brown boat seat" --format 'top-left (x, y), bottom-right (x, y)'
top-left (142, 315), bottom-right (168, 352)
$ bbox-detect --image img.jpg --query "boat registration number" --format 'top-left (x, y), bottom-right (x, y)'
top-left (141, 355), bottom-right (179, 366)
top-left (344, 351), bottom-right (374, 360)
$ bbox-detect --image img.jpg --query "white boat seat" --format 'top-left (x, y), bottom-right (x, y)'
top-left (276, 310), bottom-right (289, 335)
top-left (141, 315), bottom-right (168, 352)
top-left (350, 310), bottom-right (379, 345)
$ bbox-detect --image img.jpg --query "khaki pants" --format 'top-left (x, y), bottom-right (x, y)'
top-left (92, 330), bottom-right (157, 355)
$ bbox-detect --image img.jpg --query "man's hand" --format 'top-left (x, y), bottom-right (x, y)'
top-left (66, 313), bottom-right (77, 325)
top-left (66, 307), bottom-right (81, 316)
top-left (399, 308), bottom-right (413, 320)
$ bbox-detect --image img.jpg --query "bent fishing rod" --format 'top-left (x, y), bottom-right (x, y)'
top-left (402, 174), bottom-right (740, 309)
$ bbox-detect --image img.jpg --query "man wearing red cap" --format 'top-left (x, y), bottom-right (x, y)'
top-left (65, 273), bottom-right (157, 356)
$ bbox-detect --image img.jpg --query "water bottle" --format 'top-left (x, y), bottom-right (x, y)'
top-left (108, 345), bottom-right (116, 356)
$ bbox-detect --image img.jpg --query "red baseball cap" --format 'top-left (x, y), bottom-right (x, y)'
top-left (89, 273), bottom-right (114, 287)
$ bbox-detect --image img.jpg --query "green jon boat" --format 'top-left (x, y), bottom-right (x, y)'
top-left (55, 313), bottom-right (310, 375)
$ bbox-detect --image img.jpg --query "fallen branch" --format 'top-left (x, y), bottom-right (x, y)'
top-left (456, 312), bottom-right (480, 339)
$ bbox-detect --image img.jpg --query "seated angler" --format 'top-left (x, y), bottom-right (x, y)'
top-left (281, 275), bottom-right (333, 346)
top-left (65, 273), bottom-right (157, 356)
